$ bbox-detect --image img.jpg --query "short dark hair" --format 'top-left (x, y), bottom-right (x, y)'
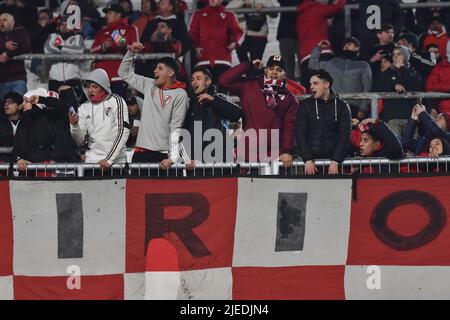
top-left (309, 69), bottom-right (333, 87)
top-left (192, 66), bottom-right (213, 81)
top-left (158, 56), bottom-right (179, 76)
top-left (377, 24), bottom-right (394, 33)
top-left (38, 9), bottom-right (52, 19)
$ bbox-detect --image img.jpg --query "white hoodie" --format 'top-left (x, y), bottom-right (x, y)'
top-left (70, 69), bottom-right (130, 165)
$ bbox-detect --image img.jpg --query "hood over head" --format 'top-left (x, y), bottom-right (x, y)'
top-left (82, 68), bottom-right (112, 102)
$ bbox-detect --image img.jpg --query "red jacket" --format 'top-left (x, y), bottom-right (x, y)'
top-left (91, 19), bottom-right (138, 82)
top-left (189, 5), bottom-right (244, 67)
top-left (296, 0), bottom-right (346, 63)
top-left (219, 63), bottom-right (299, 159)
top-left (426, 60), bottom-right (450, 113)
top-left (421, 29), bottom-right (449, 60)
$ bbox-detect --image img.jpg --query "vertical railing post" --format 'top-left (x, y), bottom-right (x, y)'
top-left (344, 5), bottom-right (352, 37)
top-left (371, 95), bottom-right (379, 119)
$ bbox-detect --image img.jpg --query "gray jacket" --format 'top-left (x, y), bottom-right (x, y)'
top-left (309, 46), bottom-right (372, 113)
top-left (118, 50), bottom-right (189, 162)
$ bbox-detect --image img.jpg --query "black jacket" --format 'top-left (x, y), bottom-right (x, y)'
top-left (19, 97), bottom-right (78, 163)
top-left (402, 112), bottom-right (450, 155)
top-left (373, 66), bottom-right (423, 121)
top-left (183, 86), bottom-right (242, 162)
top-left (0, 116), bottom-right (28, 163)
top-left (409, 51), bottom-right (435, 81)
top-left (295, 91), bottom-right (351, 163)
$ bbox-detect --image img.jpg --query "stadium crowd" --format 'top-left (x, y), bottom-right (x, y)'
top-left (0, 0), bottom-right (450, 175)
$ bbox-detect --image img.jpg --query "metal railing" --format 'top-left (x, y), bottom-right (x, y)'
top-left (3, 157), bottom-right (450, 177)
top-left (11, 53), bottom-right (175, 61)
top-left (230, 92), bottom-right (450, 119)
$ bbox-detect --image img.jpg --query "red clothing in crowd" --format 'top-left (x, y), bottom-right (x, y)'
top-left (219, 63), bottom-right (299, 159)
top-left (296, 0), bottom-right (346, 63)
top-left (426, 60), bottom-right (450, 113)
top-left (189, 5), bottom-right (244, 67)
top-left (422, 28), bottom-right (449, 60)
top-left (286, 79), bottom-right (307, 97)
top-left (91, 18), bottom-right (138, 82)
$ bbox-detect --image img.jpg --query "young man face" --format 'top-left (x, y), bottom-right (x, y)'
top-left (343, 42), bottom-right (359, 52)
top-left (154, 63), bottom-right (174, 88)
top-left (120, 0), bottom-right (132, 13)
top-left (106, 10), bottom-right (122, 24)
top-left (428, 46), bottom-right (440, 59)
top-left (429, 138), bottom-right (444, 157)
top-left (38, 11), bottom-right (50, 28)
top-left (85, 82), bottom-right (106, 100)
top-left (309, 75), bottom-right (330, 100)
top-left (141, 0), bottom-right (153, 15)
top-left (429, 20), bottom-right (444, 33)
top-left (3, 98), bottom-right (22, 116)
top-left (191, 71), bottom-right (211, 95)
top-left (392, 49), bottom-right (406, 66)
top-left (265, 65), bottom-right (285, 81)
top-left (209, 0), bottom-right (223, 7)
top-left (359, 132), bottom-right (381, 157)
top-left (158, 0), bottom-right (174, 15)
top-left (128, 103), bottom-right (140, 117)
top-left (0, 14), bottom-right (14, 33)
top-left (377, 29), bottom-right (394, 45)
top-left (434, 113), bottom-right (448, 130)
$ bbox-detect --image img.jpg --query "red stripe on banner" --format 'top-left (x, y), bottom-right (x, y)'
top-left (126, 178), bottom-right (238, 273)
top-left (232, 266), bottom-right (345, 300)
top-left (0, 181), bottom-right (13, 276)
top-left (13, 275), bottom-right (124, 300)
top-left (348, 176), bottom-right (450, 266)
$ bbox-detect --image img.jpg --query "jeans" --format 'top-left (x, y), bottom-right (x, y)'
top-left (0, 80), bottom-right (27, 103)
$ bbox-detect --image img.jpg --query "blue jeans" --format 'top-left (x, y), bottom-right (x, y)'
top-left (0, 80), bottom-right (28, 103)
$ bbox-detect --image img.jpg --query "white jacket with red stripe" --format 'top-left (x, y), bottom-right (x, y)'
top-left (189, 5), bottom-right (244, 67)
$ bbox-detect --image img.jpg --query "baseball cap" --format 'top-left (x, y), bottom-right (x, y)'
top-left (266, 55), bottom-right (286, 71)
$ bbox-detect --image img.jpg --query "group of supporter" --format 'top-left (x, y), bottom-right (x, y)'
top-left (0, 0), bottom-right (450, 175)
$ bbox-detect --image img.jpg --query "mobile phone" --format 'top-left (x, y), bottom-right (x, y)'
top-left (69, 107), bottom-right (76, 115)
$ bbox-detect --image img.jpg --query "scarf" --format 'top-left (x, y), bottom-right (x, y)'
top-left (262, 77), bottom-right (287, 109)
top-left (90, 91), bottom-right (108, 104)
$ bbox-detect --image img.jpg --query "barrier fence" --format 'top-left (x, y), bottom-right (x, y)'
top-left (3, 156), bottom-right (450, 177)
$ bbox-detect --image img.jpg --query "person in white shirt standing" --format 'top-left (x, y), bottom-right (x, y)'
top-left (44, 17), bottom-right (85, 95)
top-left (118, 41), bottom-right (188, 170)
top-left (69, 68), bottom-right (130, 169)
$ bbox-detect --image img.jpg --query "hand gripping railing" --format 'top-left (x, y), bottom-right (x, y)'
top-left (2, 157), bottom-right (450, 177)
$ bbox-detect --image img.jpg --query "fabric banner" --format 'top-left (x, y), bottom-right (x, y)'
top-left (1, 175), bottom-right (450, 299)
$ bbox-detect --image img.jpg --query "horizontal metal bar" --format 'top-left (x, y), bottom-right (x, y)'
top-left (0, 147), bottom-right (13, 154)
top-left (229, 92), bottom-right (450, 104)
top-left (289, 156), bottom-right (450, 167)
top-left (187, 2), bottom-right (450, 15)
top-left (11, 53), bottom-right (175, 61)
top-left (5, 157), bottom-right (450, 172)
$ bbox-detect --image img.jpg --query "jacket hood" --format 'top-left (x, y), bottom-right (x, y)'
top-left (312, 89), bottom-right (340, 121)
top-left (165, 80), bottom-right (187, 90)
top-left (82, 68), bottom-right (112, 101)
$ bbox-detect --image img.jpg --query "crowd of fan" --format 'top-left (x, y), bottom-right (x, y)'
top-left (0, 0), bottom-right (450, 175)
